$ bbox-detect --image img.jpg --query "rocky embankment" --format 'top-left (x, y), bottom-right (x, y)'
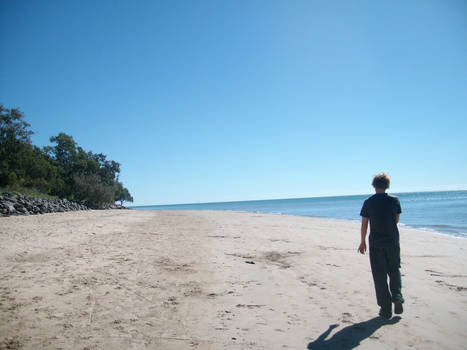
top-left (0, 193), bottom-right (127, 217)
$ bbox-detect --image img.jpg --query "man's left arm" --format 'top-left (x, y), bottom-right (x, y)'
top-left (396, 198), bottom-right (402, 224)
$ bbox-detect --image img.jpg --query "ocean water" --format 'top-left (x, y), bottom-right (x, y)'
top-left (133, 191), bottom-right (467, 238)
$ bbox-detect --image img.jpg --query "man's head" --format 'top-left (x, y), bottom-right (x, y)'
top-left (372, 173), bottom-right (391, 191)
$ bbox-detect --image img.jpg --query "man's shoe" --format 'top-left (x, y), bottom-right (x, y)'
top-left (379, 308), bottom-right (392, 320)
top-left (394, 301), bottom-right (403, 315)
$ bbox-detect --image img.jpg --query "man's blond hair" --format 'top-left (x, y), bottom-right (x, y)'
top-left (372, 173), bottom-right (391, 190)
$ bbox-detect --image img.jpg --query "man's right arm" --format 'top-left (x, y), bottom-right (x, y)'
top-left (358, 217), bottom-right (369, 254)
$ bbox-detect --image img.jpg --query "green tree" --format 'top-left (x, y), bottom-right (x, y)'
top-left (48, 132), bottom-right (132, 206)
top-left (0, 105), bottom-right (34, 186)
top-left (1, 105), bottom-right (134, 206)
top-left (47, 133), bottom-right (84, 198)
top-left (21, 146), bottom-right (61, 193)
top-left (0, 105), bottom-right (33, 145)
top-left (73, 173), bottom-right (115, 208)
top-left (115, 181), bottom-right (134, 205)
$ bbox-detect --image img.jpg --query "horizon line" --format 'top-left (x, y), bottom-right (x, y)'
top-left (131, 188), bottom-right (467, 208)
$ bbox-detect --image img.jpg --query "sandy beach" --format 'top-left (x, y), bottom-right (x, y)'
top-left (1, 210), bottom-right (466, 349)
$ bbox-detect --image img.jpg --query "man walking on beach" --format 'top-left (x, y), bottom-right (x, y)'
top-left (358, 173), bottom-right (404, 319)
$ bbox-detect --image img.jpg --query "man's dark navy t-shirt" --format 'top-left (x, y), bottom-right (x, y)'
top-left (360, 193), bottom-right (402, 247)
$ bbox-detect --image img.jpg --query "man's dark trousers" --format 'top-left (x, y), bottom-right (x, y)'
top-left (369, 244), bottom-right (404, 312)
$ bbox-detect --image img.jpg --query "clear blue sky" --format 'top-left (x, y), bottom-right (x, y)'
top-left (1, 0), bottom-right (466, 205)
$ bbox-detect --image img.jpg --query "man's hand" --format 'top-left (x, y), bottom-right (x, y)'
top-left (358, 242), bottom-right (367, 254)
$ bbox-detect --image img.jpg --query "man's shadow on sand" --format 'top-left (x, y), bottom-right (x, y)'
top-left (307, 316), bottom-right (401, 350)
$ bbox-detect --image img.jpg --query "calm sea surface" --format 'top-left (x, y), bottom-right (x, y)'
top-left (133, 191), bottom-right (467, 238)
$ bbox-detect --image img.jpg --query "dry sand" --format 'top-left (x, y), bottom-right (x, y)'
top-left (1, 210), bottom-right (466, 349)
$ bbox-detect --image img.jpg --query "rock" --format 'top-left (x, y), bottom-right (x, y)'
top-left (0, 192), bottom-right (91, 217)
top-left (0, 192), bottom-right (129, 217)
top-left (5, 203), bottom-right (17, 215)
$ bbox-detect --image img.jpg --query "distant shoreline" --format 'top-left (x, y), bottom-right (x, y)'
top-left (131, 189), bottom-right (467, 207)
top-left (131, 190), bottom-right (467, 238)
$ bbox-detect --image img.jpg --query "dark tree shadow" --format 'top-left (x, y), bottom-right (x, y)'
top-left (307, 316), bottom-right (401, 350)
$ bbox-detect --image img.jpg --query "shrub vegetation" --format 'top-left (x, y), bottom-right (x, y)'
top-left (0, 105), bottom-right (133, 207)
